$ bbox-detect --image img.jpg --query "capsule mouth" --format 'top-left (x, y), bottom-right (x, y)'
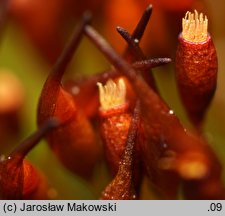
top-left (182, 10), bottom-right (208, 43)
top-left (179, 32), bottom-right (211, 45)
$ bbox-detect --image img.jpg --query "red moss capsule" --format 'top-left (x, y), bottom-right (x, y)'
top-left (22, 160), bottom-right (42, 199)
top-left (37, 15), bottom-right (100, 179)
top-left (100, 101), bottom-right (141, 200)
top-left (0, 157), bottom-right (47, 199)
top-left (97, 78), bottom-right (132, 175)
top-left (0, 119), bottom-right (58, 199)
top-left (175, 10), bottom-right (218, 128)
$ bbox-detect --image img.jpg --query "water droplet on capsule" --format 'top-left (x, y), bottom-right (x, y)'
top-left (169, 110), bottom-right (174, 115)
top-left (134, 38), bottom-right (139, 44)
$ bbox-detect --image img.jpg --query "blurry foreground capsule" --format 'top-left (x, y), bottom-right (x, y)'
top-left (37, 14), bottom-right (100, 179)
top-left (0, 118), bottom-right (59, 199)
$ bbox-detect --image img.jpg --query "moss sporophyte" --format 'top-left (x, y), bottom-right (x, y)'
top-left (0, 4), bottom-right (224, 200)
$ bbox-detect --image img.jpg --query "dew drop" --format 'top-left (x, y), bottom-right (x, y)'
top-left (103, 192), bottom-right (108, 197)
top-left (71, 86), bottom-right (80, 95)
top-left (132, 194), bottom-right (136, 199)
top-left (169, 110), bottom-right (174, 115)
top-left (134, 38), bottom-right (139, 44)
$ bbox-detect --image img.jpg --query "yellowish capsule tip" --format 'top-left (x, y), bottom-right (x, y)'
top-left (182, 10), bottom-right (208, 43)
top-left (97, 78), bottom-right (126, 111)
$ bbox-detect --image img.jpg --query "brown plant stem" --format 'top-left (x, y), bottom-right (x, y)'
top-left (117, 26), bottom-right (145, 60)
top-left (131, 5), bottom-right (153, 42)
top-left (38, 12), bottom-right (91, 124)
top-left (10, 118), bottom-right (59, 160)
top-left (116, 5), bottom-right (159, 92)
top-left (120, 4), bottom-right (153, 61)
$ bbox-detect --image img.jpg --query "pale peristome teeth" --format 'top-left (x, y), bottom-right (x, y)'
top-left (182, 10), bottom-right (208, 43)
top-left (97, 78), bottom-right (126, 111)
